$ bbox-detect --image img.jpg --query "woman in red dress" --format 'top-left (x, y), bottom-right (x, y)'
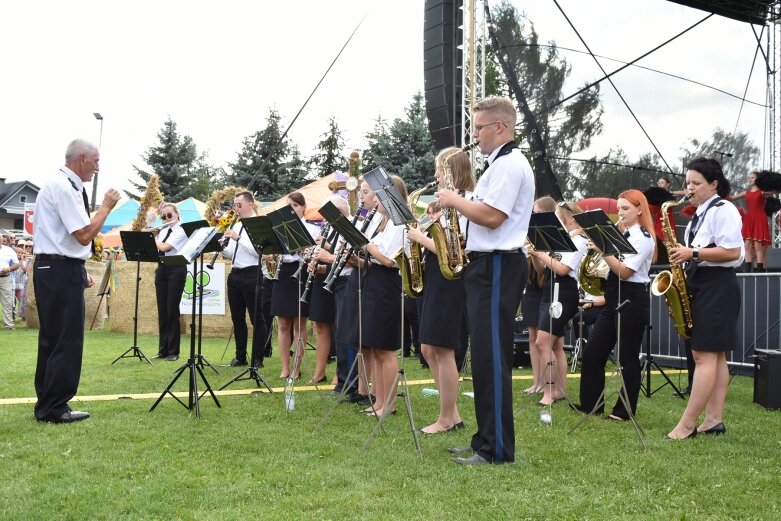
top-left (730, 171), bottom-right (771, 271)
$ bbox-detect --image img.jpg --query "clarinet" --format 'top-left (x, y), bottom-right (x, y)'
top-left (292, 223), bottom-right (330, 281)
top-left (300, 224), bottom-right (336, 303)
top-left (322, 204), bottom-right (364, 287)
top-left (323, 207), bottom-right (377, 293)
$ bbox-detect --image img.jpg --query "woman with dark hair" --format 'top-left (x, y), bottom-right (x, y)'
top-left (407, 147), bottom-right (474, 433)
top-left (530, 200), bottom-right (588, 406)
top-left (271, 191), bottom-right (319, 379)
top-left (730, 170), bottom-right (770, 272)
top-left (666, 158), bottom-right (743, 439)
top-left (154, 202), bottom-right (189, 361)
top-left (577, 189), bottom-right (657, 420)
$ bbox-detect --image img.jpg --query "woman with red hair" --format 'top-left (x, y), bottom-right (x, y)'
top-left (576, 189), bottom-right (657, 421)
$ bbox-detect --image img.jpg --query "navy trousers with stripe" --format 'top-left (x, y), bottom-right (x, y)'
top-left (465, 252), bottom-right (525, 463)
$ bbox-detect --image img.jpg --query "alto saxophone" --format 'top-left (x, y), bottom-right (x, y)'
top-left (429, 142), bottom-right (478, 280)
top-left (394, 180), bottom-right (438, 298)
top-left (651, 196), bottom-right (693, 339)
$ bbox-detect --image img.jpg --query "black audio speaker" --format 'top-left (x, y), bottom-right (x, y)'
top-left (754, 349), bottom-right (781, 410)
top-left (423, 0), bottom-right (462, 150)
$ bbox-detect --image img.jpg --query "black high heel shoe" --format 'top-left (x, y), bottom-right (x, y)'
top-left (699, 422), bottom-right (726, 435)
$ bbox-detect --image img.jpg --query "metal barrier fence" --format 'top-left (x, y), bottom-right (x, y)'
top-left (650, 272), bottom-right (781, 372)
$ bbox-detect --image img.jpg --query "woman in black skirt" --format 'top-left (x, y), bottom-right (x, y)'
top-left (666, 158), bottom-right (743, 439)
top-left (154, 202), bottom-right (189, 361)
top-left (522, 196), bottom-right (557, 395)
top-left (271, 191), bottom-right (319, 379)
top-left (407, 146), bottom-right (474, 433)
top-left (530, 201), bottom-right (588, 406)
top-left (360, 175), bottom-right (407, 416)
top-left (578, 189), bottom-right (656, 420)
top-left (306, 195), bottom-right (351, 384)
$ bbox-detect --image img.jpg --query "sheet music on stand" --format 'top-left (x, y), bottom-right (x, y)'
top-left (240, 216), bottom-right (284, 254)
top-left (160, 227), bottom-right (219, 266)
top-left (363, 167), bottom-right (415, 226)
top-left (573, 210), bottom-right (636, 257)
top-left (266, 205), bottom-right (315, 254)
top-left (527, 211), bottom-right (577, 253)
top-left (182, 220), bottom-right (224, 253)
top-left (319, 201), bottom-right (369, 250)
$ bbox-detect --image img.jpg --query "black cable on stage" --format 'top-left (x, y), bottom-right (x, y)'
top-left (542, 13), bottom-right (713, 115)
top-left (552, 0), bottom-right (675, 174)
top-left (733, 25), bottom-right (766, 138)
top-left (546, 154), bottom-right (681, 177)
top-left (497, 42), bottom-right (766, 109)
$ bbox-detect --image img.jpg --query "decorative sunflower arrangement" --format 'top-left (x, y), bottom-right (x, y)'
top-left (131, 175), bottom-right (165, 231)
top-left (91, 233), bottom-right (104, 262)
top-left (205, 186), bottom-right (251, 232)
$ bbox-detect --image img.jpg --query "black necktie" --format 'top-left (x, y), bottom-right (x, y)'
top-left (81, 188), bottom-right (95, 256)
top-left (623, 230), bottom-right (630, 239)
top-left (161, 228), bottom-right (173, 243)
top-left (687, 213), bottom-right (699, 247)
top-left (483, 160), bottom-right (490, 172)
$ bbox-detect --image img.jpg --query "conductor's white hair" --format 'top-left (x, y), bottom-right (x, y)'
top-left (65, 139), bottom-right (98, 162)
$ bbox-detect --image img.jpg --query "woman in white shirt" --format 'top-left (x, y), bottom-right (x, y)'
top-left (154, 203), bottom-right (189, 361)
top-left (576, 190), bottom-right (656, 421)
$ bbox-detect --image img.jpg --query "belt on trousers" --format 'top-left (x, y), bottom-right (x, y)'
top-left (466, 248), bottom-right (522, 262)
top-left (231, 265), bottom-right (259, 273)
top-left (36, 254), bottom-right (86, 265)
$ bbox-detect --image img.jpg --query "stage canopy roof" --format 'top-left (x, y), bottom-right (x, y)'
top-left (666, 0), bottom-right (777, 25)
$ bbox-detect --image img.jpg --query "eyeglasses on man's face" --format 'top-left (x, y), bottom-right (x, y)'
top-left (474, 121), bottom-right (502, 133)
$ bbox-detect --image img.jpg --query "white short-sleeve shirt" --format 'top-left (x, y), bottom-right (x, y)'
top-left (621, 224), bottom-right (655, 284)
top-left (34, 167), bottom-right (91, 259)
top-left (685, 195), bottom-right (745, 268)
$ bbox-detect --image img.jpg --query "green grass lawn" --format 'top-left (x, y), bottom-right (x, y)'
top-left (0, 325), bottom-right (779, 520)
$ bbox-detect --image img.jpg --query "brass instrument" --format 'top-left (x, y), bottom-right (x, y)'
top-left (578, 250), bottom-right (609, 296)
top-left (394, 181), bottom-right (438, 298)
top-left (651, 196), bottom-right (693, 339)
top-left (429, 142), bottom-right (478, 280)
top-left (265, 255), bottom-right (280, 281)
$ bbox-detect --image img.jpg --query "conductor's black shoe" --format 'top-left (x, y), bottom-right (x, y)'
top-left (39, 410), bottom-right (90, 424)
top-left (447, 446), bottom-right (474, 455)
top-left (230, 358), bottom-right (248, 367)
top-left (452, 454), bottom-right (490, 465)
top-left (165, 355), bottom-right (179, 362)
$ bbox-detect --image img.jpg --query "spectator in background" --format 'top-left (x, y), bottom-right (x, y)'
top-left (0, 233), bottom-right (20, 329)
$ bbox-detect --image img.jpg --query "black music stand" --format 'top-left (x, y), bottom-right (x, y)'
top-left (526, 212), bottom-right (577, 419)
top-left (218, 215), bottom-right (281, 393)
top-left (569, 211), bottom-right (643, 441)
top-left (267, 205), bottom-right (316, 409)
top-left (149, 226), bottom-right (221, 418)
top-left (316, 202), bottom-right (373, 428)
top-left (182, 220), bottom-right (222, 374)
top-left (112, 231), bottom-right (158, 365)
top-left (362, 168), bottom-right (421, 457)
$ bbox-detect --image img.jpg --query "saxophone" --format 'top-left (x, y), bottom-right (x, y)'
top-left (429, 143), bottom-right (478, 280)
top-left (650, 196), bottom-right (693, 339)
top-left (394, 181), bottom-right (438, 298)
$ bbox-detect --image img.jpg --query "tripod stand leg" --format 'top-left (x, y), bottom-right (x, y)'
top-left (218, 365), bottom-right (273, 393)
top-left (363, 370), bottom-right (421, 458)
top-left (195, 363), bottom-right (221, 409)
top-left (150, 363), bottom-right (189, 412)
top-left (316, 350), bottom-right (373, 432)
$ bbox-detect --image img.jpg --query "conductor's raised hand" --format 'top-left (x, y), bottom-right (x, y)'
top-left (102, 188), bottom-right (121, 210)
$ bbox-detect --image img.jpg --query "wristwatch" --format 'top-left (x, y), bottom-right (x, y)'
top-left (692, 249), bottom-right (701, 263)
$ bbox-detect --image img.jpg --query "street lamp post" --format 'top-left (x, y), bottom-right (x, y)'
top-left (91, 112), bottom-right (103, 212)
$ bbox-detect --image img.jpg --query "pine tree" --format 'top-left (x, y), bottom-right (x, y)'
top-left (126, 118), bottom-right (199, 202)
top-left (363, 93), bottom-right (436, 191)
top-left (309, 116), bottom-right (347, 177)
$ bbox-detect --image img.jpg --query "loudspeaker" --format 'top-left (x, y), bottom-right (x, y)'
top-left (754, 349), bottom-right (781, 410)
top-left (424, 0), bottom-right (462, 150)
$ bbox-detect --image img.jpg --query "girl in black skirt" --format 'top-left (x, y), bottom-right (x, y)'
top-left (666, 158), bottom-right (743, 439)
top-left (271, 191), bottom-right (319, 379)
top-left (360, 175), bottom-right (408, 416)
top-left (530, 201), bottom-right (588, 406)
top-left (523, 196), bottom-right (558, 395)
top-left (406, 146), bottom-right (474, 433)
top-left (307, 195), bottom-right (351, 384)
top-left (578, 189), bottom-right (657, 420)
